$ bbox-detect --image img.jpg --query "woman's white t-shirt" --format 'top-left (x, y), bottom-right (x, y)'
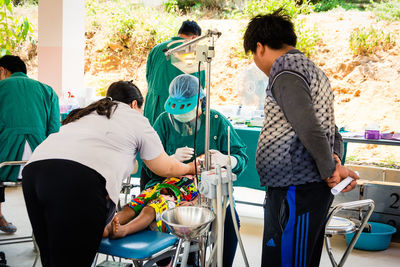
top-left (27, 103), bottom-right (164, 205)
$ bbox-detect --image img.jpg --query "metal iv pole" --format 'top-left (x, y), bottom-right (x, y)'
top-left (203, 32), bottom-right (215, 171)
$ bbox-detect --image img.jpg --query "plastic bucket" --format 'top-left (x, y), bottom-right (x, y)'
top-left (345, 222), bottom-right (397, 251)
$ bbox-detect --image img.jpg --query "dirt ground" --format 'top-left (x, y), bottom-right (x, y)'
top-left (301, 10), bottom-right (400, 164)
top-left (18, 7), bottom-right (400, 165)
top-left (195, 10), bottom-right (400, 165)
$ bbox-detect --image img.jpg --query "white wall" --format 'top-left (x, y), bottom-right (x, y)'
top-left (38, 0), bottom-right (85, 97)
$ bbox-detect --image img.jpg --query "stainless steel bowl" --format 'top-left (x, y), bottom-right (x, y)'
top-left (161, 206), bottom-right (215, 240)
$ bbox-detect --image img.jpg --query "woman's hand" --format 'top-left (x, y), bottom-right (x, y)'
top-left (144, 151), bottom-right (197, 178)
top-left (187, 159), bottom-right (201, 174)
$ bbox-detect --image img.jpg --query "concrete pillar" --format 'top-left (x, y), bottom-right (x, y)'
top-left (38, 0), bottom-right (85, 97)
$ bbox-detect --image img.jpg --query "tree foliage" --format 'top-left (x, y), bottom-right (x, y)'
top-left (0, 0), bottom-right (33, 56)
top-left (12, 0), bottom-right (38, 5)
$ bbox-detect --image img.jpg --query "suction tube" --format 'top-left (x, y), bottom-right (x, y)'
top-left (226, 126), bottom-right (249, 267)
top-left (216, 165), bottom-right (223, 267)
top-left (207, 199), bottom-right (218, 267)
top-left (227, 168), bottom-right (249, 267)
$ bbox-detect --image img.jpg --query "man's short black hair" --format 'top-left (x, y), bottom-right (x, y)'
top-left (178, 20), bottom-right (201, 36)
top-left (0, 55), bottom-right (27, 74)
top-left (243, 8), bottom-right (297, 54)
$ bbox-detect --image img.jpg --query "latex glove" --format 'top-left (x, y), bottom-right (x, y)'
top-left (210, 149), bottom-right (237, 169)
top-left (172, 146), bottom-right (194, 162)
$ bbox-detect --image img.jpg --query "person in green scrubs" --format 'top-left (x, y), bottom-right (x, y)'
top-left (142, 74), bottom-right (248, 267)
top-left (0, 55), bottom-right (60, 233)
top-left (144, 20), bottom-right (205, 125)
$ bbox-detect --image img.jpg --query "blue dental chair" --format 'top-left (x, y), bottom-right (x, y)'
top-left (95, 230), bottom-right (179, 267)
top-left (95, 166), bottom-right (199, 267)
top-left (95, 160), bottom-right (206, 267)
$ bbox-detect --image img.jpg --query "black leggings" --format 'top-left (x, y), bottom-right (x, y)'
top-left (22, 159), bottom-right (109, 267)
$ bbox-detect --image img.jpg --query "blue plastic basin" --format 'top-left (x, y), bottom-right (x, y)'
top-left (345, 222), bottom-right (397, 251)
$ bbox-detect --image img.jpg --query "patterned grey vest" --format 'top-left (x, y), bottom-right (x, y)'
top-left (256, 50), bottom-right (336, 187)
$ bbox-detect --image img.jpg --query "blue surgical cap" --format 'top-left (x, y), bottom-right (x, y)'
top-left (169, 74), bottom-right (205, 99)
top-left (164, 74), bottom-right (205, 115)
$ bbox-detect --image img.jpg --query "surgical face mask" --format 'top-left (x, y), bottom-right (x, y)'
top-left (173, 108), bottom-right (197, 123)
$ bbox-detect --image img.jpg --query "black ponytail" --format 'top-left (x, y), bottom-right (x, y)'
top-left (61, 98), bottom-right (117, 125)
top-left (62, 80), bottom-right (143, 125)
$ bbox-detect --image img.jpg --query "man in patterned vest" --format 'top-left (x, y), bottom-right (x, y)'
top-left (243, 9), bottom-right (359, 267)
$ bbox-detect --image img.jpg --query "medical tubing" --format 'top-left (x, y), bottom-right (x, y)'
top-left (228, 179), bottom-right (249, 267)
top-left (206, 237), bottom-right (217, 267)
top-left (226, 162), bottom-right (249, 267)
top-left (193, 62), bottom-right (201, 192)
top-left (208, 183), bottom-right (220, 267)
top-left (222, 196), bottom-right (227, 225)
top-left (201, 198), bottom-right (212, 265)
top-left (227, 126), bottom-right (230, 157)
top-left (216, 166), bottom-right (223, 267)
top-left (220, 195), bottom-right (227, 257)
top-left (207, 199), bottom-right (218, 267)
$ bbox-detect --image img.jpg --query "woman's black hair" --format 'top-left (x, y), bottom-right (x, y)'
top-left (106, 80), bottom-right (143, 108)
top-left (62, 80), bottom-right (143, 125)
top-left (243, 8), bottom-right (297, 54)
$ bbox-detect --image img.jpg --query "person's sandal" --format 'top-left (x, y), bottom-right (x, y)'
top-left (0, 216), bottom-right (17, 234)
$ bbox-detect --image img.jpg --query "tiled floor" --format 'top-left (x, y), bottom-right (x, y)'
top-left (1, 185), bottom-right (399, 267)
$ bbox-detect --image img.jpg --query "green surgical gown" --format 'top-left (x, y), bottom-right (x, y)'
top-left (144, 36), bottom-right (206, 125)
top-left (143, 109), bottom-right (248, 188)
top-left (0, 72), bottom-right (60, 182)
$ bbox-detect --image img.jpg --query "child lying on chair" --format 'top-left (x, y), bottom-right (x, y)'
top-left (103, 176), bottom-right (198, 239)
